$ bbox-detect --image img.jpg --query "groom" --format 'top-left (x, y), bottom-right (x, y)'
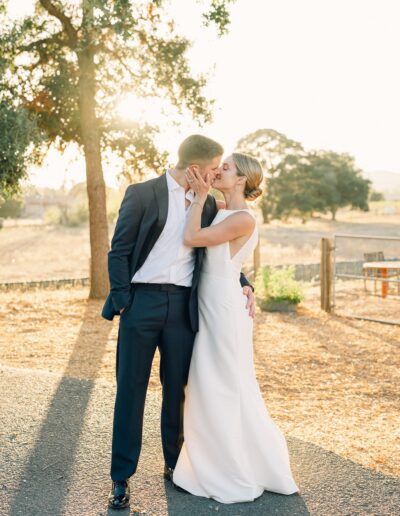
top-left (102, 135), bottom-right (255, 509)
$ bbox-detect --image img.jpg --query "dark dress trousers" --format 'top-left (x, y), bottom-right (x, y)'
top-left (101, 174), bottom-right (252, 481)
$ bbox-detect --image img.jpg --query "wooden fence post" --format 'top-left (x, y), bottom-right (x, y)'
top-left (320, 238), bottom-right (333, 312)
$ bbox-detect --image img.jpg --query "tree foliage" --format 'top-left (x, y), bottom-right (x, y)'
top-left (0, 0), bottom-right (231, 178)
top-left (237, 129), bottom-right (370, 222)
top-left (0, 102), bottom-right (41, 197)
top-left (236, 128), bottom-right (304, 221)
top-left (307, 151), bottom-right (370, 220)
top-left (369, 190), bottom-right (384, 202)
top-left (269, 150), bottom-right (371, 221)
top-left (268, 153), bottom-right (325, 222)
top-left (0, 0), bottom-right (236, 296)
top-left (237, 128), bottom-right (304, 172)
top-left (0, 194), bottom-right (23, 217)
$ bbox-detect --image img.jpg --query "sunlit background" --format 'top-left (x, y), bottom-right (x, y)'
top-left (1, 6), bottom-right (400, 505)
top-left (9, 0), bottom-right (400, 189)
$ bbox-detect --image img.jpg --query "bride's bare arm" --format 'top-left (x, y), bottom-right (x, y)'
top-left (184, 205), bottom-right (254, 247)
top-left (184, 167), bottom-right (254, 247)
top-left (184, 169), bottom-right (256, 316)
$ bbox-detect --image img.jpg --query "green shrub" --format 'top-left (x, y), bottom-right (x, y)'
top-left (44, 206), bottom-right (62, 225)
top-left (256, 265), bottom-right (304, 306)
top-left (66, 204), bottom-right (89, 226)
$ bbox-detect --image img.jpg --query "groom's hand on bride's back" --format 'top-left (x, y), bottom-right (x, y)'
top-left (243, 286), bottom-right (256, 318)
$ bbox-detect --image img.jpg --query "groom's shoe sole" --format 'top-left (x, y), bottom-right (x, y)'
top-left (108, 500), bottom-right (130, 510)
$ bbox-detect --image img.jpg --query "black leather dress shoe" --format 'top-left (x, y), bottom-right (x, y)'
top-left (163, 464), bottom-right (174, 482)
top-left (163, 464), bottom-right (189, 493)
top-left (108, 480), bottom-right (130, 510)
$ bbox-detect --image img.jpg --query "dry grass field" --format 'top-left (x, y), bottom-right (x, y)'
top-left (0, 224), bottom-right (90, 282)
top-left (1, 208), bottom-right (400, 282)
top-left (0, 287), bottom-right (398, 480)
top-left (258, 209), bottom-right (400, 266)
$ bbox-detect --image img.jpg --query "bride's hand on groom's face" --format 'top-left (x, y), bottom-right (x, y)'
top-left (186, 168), bottom-right (211, 202)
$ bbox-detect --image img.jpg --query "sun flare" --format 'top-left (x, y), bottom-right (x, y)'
top-left (116, 93), bottom-right (163, 127)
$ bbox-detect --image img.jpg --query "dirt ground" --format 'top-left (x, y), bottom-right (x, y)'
top-left (0, 286), bottom-right (398, 479)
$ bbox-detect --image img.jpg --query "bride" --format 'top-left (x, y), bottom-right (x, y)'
top-left (172, 152), bottom-right (299, 503)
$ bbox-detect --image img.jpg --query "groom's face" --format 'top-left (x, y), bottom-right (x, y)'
top-left (197, 155), bottom-right (222, 184)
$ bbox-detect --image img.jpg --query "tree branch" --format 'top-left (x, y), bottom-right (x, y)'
top-left (104, 45), bottom-right (141, 81)
top-left (39, 0), bottom-right (77, 47)
top-left (20, 33), bottom-right (66, 53)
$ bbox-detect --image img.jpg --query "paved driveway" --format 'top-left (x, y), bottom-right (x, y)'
top-left (0, 366), bottom-right (398, 515)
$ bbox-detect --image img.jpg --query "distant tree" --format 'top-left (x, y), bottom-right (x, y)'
top-left (236, 129), bottom-right (304, 222)
top-left (268, 153), bottom-right (326, 223)
top-left (0, 0), bottom-right (236, 297)
top-left (369, 190), bottom-right (384, 202)
top-left (307, 151), bottom-right (370, 221)
top-left (0, 196), bottom-right (23, 218)
top-left (237, 128), bottom-right (371, 222)
top-left (268, 150), bottom-right (371, 222)
top-left (236, 128), bottom-right (303, 171)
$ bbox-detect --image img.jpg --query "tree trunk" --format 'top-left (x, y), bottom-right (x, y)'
top-left (331, 207), bottom-right (337, 221)
top-left (78, 7), bottom-right (110, 298)
top-left (261, 197), bottom-right (270, 224)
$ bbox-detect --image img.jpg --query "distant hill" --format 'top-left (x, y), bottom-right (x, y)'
top-left (364, 170), bottom-right (400, 200)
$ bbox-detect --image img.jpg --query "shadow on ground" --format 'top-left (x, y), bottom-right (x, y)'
top-left (6, 303), bottom-right (112, 516)
top-left (1, 323), bottom-right (399, 515)
top-left (160, 436), bottom-right (399, 516)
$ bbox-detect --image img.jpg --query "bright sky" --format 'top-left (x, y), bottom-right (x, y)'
top-left (11, 0), bottom-right (400, 188)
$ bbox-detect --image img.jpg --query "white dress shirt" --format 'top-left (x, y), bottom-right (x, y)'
top-left (132, 171), bottom-right (196, 286)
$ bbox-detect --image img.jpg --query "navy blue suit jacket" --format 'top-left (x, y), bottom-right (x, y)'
top-left (101, 173), bottom-right (251, 332)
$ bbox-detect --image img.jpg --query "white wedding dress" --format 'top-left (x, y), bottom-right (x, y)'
top-left (173, 209), bottom-right (299, 503)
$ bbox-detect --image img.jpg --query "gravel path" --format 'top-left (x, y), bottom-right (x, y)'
top-left (0, 365), bottom-right (399, 516)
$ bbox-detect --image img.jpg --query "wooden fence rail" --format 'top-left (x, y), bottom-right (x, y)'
top-left (0, 277), bottom-right (90, 292)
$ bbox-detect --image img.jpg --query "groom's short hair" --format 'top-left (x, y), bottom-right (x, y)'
top-left (176, 135), bottom-right (223, 169)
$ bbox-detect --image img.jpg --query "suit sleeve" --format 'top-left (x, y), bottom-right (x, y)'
top-left (240, 272), bottom-right (254, 291)
top-left (108, 185), bottom-right (143, 312)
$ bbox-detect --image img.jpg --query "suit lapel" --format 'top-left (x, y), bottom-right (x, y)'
top-left (194, 196), bottom-right (216, 281)
top-left (201, 201), bottom-right (209, 228)
top-left (154, 173), bottom-right (169, 228)
top-left (134, 176), bottom-right (214, 284)
top-left (139, 174), bottom-right (168, 261)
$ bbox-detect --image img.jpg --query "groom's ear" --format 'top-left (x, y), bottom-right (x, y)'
top-left (189, 164), bottom-right (200, 175)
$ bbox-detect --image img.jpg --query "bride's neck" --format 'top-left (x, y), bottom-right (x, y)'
top-left (223, 191), bottom-right (247, 210)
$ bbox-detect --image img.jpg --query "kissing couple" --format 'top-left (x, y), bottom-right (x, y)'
top-left (101, 134), bottom-right (298, 509)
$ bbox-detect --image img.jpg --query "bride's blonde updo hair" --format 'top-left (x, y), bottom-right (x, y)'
top-left (232, 152), bottom-right (264, 200)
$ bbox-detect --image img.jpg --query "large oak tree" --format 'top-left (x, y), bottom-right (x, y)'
top-left (0, 0), bottom-right (235, 297)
